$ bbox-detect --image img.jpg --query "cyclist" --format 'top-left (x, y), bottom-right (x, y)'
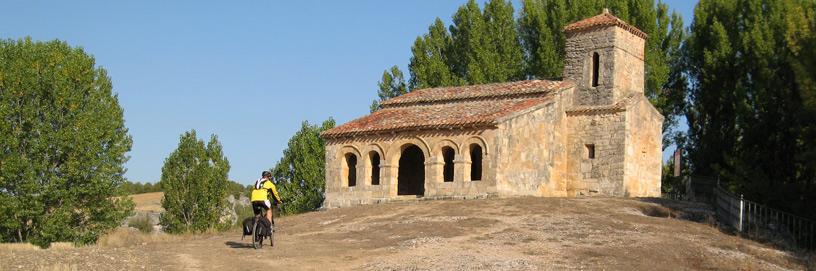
top-left (251, 171), bottom-right (282, 232)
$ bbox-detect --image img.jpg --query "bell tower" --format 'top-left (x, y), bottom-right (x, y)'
top-left (562, 9), bottom-right (646, 106)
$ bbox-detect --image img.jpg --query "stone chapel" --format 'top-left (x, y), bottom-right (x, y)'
top-left (320, 10), bottom-right (663, 208)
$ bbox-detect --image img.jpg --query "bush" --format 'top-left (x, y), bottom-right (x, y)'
top-left (128, 215), bottom-right (153, 234)
top-left (159, 130), bottom-right (230, 233)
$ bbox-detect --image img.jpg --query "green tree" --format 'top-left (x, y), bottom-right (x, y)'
top-left (519, 0), bottom-right (561, 79)
top-left (483, 0), bottom-right (525, 82)
top-left (272, 119), bottom-right (335, 215)
top-left (159, 130), bottom-right (230, 233)
top-left (0, 38), bottom-right (133, 247)
top-left (450, 0), bottom-right (492, 84)
top-left (684, 0), bottom-right (816, 217)
top-left (370, 66), bottom-right (407, 112)
top-left (408, 18), bottom-right (462, 89)
top-left (378, 0), bottom-right (685, 150)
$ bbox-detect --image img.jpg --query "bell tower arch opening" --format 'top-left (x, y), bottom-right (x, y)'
top-left (398, 144), bottom-right (425, 196)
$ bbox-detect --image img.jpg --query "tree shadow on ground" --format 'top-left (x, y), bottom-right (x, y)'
top-left (225, 241), bottom-right (254, 249)
top-left (637, 197), bottom-right (717, 224)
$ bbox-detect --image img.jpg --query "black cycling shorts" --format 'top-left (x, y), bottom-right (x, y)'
top-left (252, 201), bottom-right (270, 215)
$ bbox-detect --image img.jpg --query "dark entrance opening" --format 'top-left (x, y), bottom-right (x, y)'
top-left (442, 147), bottom-right (455, 182)
top-left (398, 144), bottom-right (425, 196)
top-left (345, 153), bottom-right (357, 187)
top-left (370, 151), bottom-right (381, 185)
top-left (470, 144), bottom-right (483, 181)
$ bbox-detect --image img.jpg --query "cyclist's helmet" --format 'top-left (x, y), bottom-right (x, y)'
top-left (262, 171), bottom-right (272, 178)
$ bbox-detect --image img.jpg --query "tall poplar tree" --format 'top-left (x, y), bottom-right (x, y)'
top-left (370, 66), bottom-right (408, 112)
top-left (684, 0), bottom-right (816, 217)
top-left (483, 0), bottom-right (525, 82)
top-left (408, 18), bottom-right (462, 90)
top-left (272, 119), bottom-right (335, 214)
top-left (160, 130), bottom-right (230, 233)
top-left (519, 0), bottom-right (561, 79)
top-left (0, 38), bottom-right (133, 247)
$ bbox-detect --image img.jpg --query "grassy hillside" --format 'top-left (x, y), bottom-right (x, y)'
top-left (129, 192), bottom-right (164, 213)
top-left (1, 197), bottom-right (812, 270)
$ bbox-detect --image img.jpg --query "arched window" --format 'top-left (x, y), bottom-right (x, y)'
top-left (345, 153), bottom-right (357, 187)
top-left (442, 147), bottom-right (455, 182)
top-left (370, 151), bottom-right (380, 185)
top-left (591, 52), bottom-right (600, 87)
top-left (470, 144), bottom-right (483, 181)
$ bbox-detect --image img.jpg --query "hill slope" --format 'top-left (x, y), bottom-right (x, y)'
top-left (1, 197), bottom-right (806, 270)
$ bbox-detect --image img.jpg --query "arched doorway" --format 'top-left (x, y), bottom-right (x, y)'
top-left (398, 144), bottom-right (425, 196)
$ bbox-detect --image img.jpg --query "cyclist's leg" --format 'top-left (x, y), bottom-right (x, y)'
top-left (264, 200), bottom-right (273, 226)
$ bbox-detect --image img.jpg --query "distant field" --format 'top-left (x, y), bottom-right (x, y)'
top-left (129, 192), bottom-right (164, 212)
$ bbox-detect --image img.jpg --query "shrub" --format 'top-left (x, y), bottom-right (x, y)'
top-left (128, 215), bottom-right (153, 234)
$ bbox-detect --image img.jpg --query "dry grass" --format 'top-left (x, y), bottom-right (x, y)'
top-left (96, 227), bottom-right (177, 248)
top-left (0, 242), bottom-right (75, 251)
top-left (129, 192), bottom-right (164, 212)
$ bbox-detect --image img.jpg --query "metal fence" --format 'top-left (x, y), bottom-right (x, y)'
top-left (671, 176), bottom-right (816, 251)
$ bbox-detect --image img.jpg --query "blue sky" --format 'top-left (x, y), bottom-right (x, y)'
top-left (1, 1), bottom-right (696, 185)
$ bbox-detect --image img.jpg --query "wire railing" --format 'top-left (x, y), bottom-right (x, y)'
top-left (664, 175), bottom-right (815, 251)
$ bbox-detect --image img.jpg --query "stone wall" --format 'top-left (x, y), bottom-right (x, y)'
top-left (563, 26), bottom-right (617, 106)
top-left (623, 96), bottom-right (663, 197)
top-left (493, 90), bottom-right (571, 197)
top-left (565, 110), bottom-right (627, 196)
top-left (612, 27), bottom-right (645, 96)
top-left (323, 129), bottom-right (498, 208)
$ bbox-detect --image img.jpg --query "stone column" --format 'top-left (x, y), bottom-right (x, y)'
top-left (380, 163), bottom-right (399, 197)
top-left (453, 154), bottom-right (472, 183)
top-left (425, 158), bottom-right (444, 197)
top-left (360, 164), bottom-right (371, 189)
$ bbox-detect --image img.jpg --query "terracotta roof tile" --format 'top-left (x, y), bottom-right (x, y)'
top-left (563, 9), bottom-right (647, 39)
top-left (322, 97), bottom-right (556, 139)
top-left (564, 92), bottom-right (639, 115)
top-left (322, 79), bottom-right (577, 139)
top-left (381, 79), bottom-right (572, 107)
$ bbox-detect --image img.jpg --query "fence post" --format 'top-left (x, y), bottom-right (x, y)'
top-left (739, 194), bottom-right (744, 233)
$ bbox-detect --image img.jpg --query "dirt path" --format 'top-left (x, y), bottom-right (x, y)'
top-left (1, 197), bottom-right (808, 270)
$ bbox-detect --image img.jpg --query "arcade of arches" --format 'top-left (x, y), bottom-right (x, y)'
top-left (333, 137), bottom-right (487, 198)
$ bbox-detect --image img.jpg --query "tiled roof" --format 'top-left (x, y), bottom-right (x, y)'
top-left (564, 93), bottom-right (640, 116)
top-left (321, 80), bottom-right (573, 139)
top-left (563, 9), bottom-right (647, 39)
top-left (381, 80), bottom-right (572, 108)
top-left (323, 98), bottom-right (554, 138)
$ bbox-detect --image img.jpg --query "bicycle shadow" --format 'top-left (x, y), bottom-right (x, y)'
top-left (225, 241), bottom-right (254, 249)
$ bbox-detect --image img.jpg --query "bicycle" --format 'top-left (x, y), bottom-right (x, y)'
top-left (251, 205), bottom-right (278, 249)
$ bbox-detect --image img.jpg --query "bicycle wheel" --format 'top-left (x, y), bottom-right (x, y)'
top-left (252, 218), bottom-right (263, 249)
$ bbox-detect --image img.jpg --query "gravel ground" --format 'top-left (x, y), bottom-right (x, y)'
top-left (0, 197), bottom-right (809, 270)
